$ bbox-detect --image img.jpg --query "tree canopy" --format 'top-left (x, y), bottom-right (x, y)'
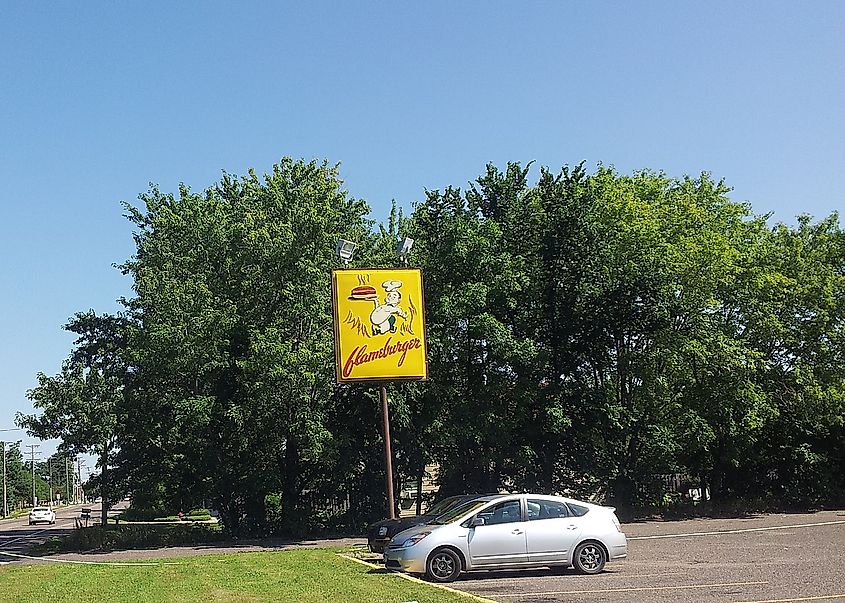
top-left (19, 158), bottom-right (845, 533)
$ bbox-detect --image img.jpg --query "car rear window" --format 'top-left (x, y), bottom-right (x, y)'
top-left (567, 503), bottom-right (589, 516)
top-left (33, 507), bottom-right (49, 512)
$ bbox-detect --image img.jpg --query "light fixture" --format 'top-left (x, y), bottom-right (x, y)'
top-left (336, 239), bottom-right (357, 267)
top-left (396, 237), bottom-right (414, 263)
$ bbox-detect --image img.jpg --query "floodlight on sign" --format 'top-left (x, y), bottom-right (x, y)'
top-left (336, 239), bottom-right (357, 267)
top-left (396, 237), bottom-right (414, 263)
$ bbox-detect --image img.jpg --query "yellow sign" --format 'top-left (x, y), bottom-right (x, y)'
top-left (332, 268), bottom-right (428, 382)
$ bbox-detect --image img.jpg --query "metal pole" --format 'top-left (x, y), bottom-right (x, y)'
top-left (2, 442), bottom-right (7, 517)
top-left (48, 457), bottom-right (53, 507)
top-left (27, 444), bottom-right (39, 507)
top-left (380, 384), bottom-right (396, 520)
top-left (66, 457), bottom-right (70, 506)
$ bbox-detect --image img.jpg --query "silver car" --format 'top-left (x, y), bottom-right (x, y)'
top-left (384, 493), bottom-right (627, 582)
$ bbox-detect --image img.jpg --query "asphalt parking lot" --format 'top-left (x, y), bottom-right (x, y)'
top-left (450, 510), bottom-right (845, 603)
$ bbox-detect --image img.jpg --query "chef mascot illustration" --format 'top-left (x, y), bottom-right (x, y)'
top-left (369, 280), bottom-right (407, 335)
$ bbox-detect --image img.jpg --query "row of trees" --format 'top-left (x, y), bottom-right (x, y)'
top-left (0, 446), bottom-right (75, 512)
top-left (19, 158), bottom-right (845, 534)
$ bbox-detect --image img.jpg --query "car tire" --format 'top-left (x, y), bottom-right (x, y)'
top-left (572, 541), bottom-right (607, 574)
top-left (425, 547), bottom-right (462, 583)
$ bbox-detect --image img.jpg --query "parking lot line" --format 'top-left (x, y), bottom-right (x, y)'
top-left (733, 595), bottom-right (845, 603)
top-left (628, 519), bottom-right (845, 540)
top-left (493, 580), bottom-right (769, 597)
top-left (338, 554), bottom-right (499, 603)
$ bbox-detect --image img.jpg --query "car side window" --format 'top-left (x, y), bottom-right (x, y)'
top-left (527, 499), bottom-right (571, 520)
top-left (478, 500), bottom-right (522, 526)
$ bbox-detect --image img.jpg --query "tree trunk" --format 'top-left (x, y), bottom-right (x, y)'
top-left (100, 445), bottom-right (108, 526)
top-left (281, 432), bottom-right (300, 529)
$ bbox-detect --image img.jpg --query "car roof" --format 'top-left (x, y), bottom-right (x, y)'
top-left (472, 494), bottom-right (510, 502)
top-left (32, 507), bottom-right (51, 511)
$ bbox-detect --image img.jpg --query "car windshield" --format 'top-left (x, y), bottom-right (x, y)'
top-left (430, 500), bottom-right (488, 525)
top-left (425, 496), bottom-right (462, 516)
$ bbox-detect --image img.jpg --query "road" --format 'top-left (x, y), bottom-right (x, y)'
top-left (451, 510), bottom-right (845, 603)
top-left (0, 504), bottom-right (99, 562)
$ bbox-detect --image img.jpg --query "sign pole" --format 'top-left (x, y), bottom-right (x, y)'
top-left (380, 384), bottom-right (396, 520)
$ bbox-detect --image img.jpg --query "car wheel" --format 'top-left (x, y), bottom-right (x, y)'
top-left (425, 547), bottom-right (462, 583)
top-left (572, 541), bottom-right (606, 574)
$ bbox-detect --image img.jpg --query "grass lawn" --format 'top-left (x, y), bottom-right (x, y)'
top-left (0, 549), bottom-right (475, 603)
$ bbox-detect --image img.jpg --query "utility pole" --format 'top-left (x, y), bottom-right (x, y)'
top-left (65, 457), bottom-right (70, 506)
top-left (48, 457), bottom-right (53, 507)
top-left (26, 444), bottom-right (40, 507)
top-left (2, 442), bottom-right (6, 517)
top-left (0, 429), bottom-right (24, 517)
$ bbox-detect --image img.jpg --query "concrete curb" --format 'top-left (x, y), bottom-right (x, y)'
top-left (338, 553), bottom-right (498, 603)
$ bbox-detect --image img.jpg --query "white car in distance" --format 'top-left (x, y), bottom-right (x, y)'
top-left (28, 506), bottom-right (56, 525)
top-left (384, 493), bottom-right (627, 582)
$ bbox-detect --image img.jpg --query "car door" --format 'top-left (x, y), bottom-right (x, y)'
top-left (524, 498), bottom-right (582, 563)
top-left (467, 499), bottom-right (528, 566)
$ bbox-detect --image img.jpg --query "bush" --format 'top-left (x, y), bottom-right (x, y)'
top-left (117, 508), bottom-right (169, 522)
top-left (33, 523), bottom-right (225, 554)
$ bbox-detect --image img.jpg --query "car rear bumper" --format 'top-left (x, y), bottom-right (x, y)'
top-left (609, 534), bottom-right (628, 561)
top-left (368, 538), bottom-right (390, 553)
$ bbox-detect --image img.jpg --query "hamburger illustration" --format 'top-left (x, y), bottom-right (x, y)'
top-left (349, 285), bottom-right (377, 300)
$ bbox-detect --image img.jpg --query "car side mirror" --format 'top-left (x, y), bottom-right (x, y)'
top-left (471, 516), bottom-right (485, 527)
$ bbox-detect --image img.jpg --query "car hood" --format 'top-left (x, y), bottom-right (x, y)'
top-left (369, 515), bottom-right (434, 533)
top-left (390, 522), bottom-right (442, 544)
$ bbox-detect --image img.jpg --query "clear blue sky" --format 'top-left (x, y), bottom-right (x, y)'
top-left (1, 1), bottom-right (843, 459)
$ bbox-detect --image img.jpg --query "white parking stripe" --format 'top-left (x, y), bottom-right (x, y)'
top-left (733, 595), bottom-right (845, 603)
top-left (493, 580), bottom-right (769, 598)
top-left (628, 519), bottom-right (845, 540)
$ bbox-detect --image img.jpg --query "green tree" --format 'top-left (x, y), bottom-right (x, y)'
top-left (18, 311), bottom-right (127, 524)
top-left (118, 158), bottom-right (371, 534)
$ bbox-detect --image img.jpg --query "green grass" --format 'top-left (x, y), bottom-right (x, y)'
top-left (0, 549), bottom-right (473, 603)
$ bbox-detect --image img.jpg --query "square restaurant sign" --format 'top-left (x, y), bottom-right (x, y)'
top-left (331, 268), bottom-right (428, 382)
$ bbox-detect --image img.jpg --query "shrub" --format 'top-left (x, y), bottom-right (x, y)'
top-left (32, 523), bottom-right (225, 554)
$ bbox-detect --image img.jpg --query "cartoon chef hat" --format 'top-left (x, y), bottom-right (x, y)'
top-left (382, 280), bottom-right (402, 292)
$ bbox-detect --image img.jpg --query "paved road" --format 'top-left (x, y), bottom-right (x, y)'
top-left (451, 510), bottom-right (845, 603)
top-left (0, 504), bottom-right (100, 562)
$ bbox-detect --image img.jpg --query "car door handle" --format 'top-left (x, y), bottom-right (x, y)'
top-left (512, 529), bottom-right (524, 535)
top-left (566, 525), bottom-right (578, 530)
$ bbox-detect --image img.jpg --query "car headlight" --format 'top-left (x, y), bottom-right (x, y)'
top-left (400, 532), bottom-right (431, 548)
